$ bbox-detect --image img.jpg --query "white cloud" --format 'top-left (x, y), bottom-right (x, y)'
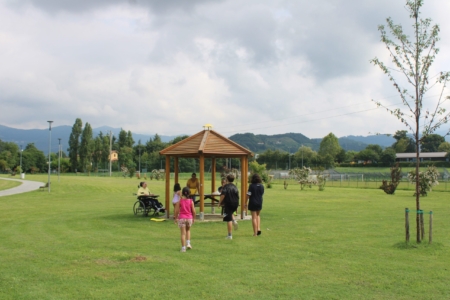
top-left (0, 0), bottom-right (449, 139)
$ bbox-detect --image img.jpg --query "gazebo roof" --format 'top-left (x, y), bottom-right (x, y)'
top-left (159, 129), bottom-right (253, 158)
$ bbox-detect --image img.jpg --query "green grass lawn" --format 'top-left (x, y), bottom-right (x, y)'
top-left (0, 179), bottom-right (21, 191)
top-left (1, 175), bottom-right (449, 299)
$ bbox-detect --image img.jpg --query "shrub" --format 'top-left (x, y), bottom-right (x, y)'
top-left (407, 165), bottom-right (439, 196)
top-left (248, 161), bottom-right (269, 183)
top-left (315, 167), bottom-right (327, 191)
top-left (121, 166), bottom-right (129, 178)
top-left (289, 167), bottom-right (316, 190)
top-left (128, 167), bottom-right (136, 179)
top-left (380, 163), bottom-right (402, 194)
top-left (151, 169), bottom-right (162, 180)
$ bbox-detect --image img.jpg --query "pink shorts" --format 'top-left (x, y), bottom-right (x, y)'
top-left (178, 218), bottom-right (193, 228)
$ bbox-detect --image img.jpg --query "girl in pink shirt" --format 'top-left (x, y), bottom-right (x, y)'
top-left (174, 187), bottom-right (196, 252)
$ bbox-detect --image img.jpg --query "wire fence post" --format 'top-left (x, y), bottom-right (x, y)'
top-left (405, 208), bottom-right (410, 243)
top-left (420, 210), bottom-right (425, 241)
top-left (429, 211), bottom-right (433, 244)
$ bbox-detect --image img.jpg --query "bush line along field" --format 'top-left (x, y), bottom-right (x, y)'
top-left (1, 174), bottom-right (449, 299)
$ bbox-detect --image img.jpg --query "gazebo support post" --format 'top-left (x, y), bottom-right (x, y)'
top-left (240, 156), bottom-right (246, 219)
top-left (165, 156), bottom-right (171, 218)
top-left (174, 156), bottom-right (179, 184)
top-left (199, 154), bottom-right (205, 220)
top-left (211, 157), bottom-right (216, 214)
top-left (211, 158), bottom-right (216, 192)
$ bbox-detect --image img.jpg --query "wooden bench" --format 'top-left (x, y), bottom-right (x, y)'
top-left (39, 182), bottom-right (50, 191)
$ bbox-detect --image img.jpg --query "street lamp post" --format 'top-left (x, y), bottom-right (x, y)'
top-left (138, 147), bottom-right (141, 175)
top-left (58, 138), bottom-right (61, 182)
top-left (47, 121), bottom-right (53, 192)
top-left (109, 131), bottom-right (112, 177)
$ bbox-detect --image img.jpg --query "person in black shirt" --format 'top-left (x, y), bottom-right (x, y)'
top-left (218, 174), bottom-right (239, 239)
top-left (246, 173), bottom-right (264, 236)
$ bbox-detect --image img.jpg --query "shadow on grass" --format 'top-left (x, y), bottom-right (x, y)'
top-left (393, 241), bottom-right (444, 250)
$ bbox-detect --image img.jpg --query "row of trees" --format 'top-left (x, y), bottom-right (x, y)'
top-left (256, 130), bottom-right (450, 170)
top-left (2, 124), bottom-right (448, 175)
top-left (3, 125), bottom-right (447, 174)
top-left (0, 119), bottom-right (243, 174)
top-left (66, 118), bottom-right (244, 174)
top-left (391, 130), bottom-right (449, 153)
top-left (0, 140), bottom-right (50, 173)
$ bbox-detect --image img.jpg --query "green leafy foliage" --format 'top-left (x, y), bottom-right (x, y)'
top-left (151, 169), bottom-right (163, 180)
top-left (248, 161), bottom-right (268, 183)
top-left (407, 165), bottom-right (439, 196)
top-left (68, 118), bottom-right (83, 172)
top-left (380, 163), bottom-right (402, 194)
top-left (421, 134), bottom-right (445, 152)
top-left (79, 122), bottom-right (93, 172)
top-left (318, 133), bottom-right (342, 162)
top-left (289, 167), bottom-right (315, 190)
top-left (380, 148), bottom-right (397, 165)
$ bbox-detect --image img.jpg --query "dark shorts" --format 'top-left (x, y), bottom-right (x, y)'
top-left (248, 203), bottom-right (262, 211)
top-left (223, 205), bottom-right (238, 222)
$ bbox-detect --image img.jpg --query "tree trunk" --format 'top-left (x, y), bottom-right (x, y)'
top-left (414, 5), bottom-right (421, 244)
top-left (415, 137), bottom-right (421, 243)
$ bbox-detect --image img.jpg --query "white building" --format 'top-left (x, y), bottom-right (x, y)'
top-left (395, 152), bottom-right (448, 162)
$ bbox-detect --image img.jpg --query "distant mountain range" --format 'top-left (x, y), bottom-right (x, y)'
top-left (2, 124), bottom-right (447, 154)
top-left (228, 133), bottom-right (396, 153)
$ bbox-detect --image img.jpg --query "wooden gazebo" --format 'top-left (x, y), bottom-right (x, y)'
top-left (159, 126), bottom-right (253, 220)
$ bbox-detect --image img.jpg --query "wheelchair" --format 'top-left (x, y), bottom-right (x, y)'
top-left (133, 195), bottom-right (166, 217)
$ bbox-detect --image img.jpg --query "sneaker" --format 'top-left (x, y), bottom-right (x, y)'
top-left (180, 247), bottom-right (186, 252)
top-left (257, 230), bottom-right (261, 236)
top-left (186, 244), bottom-right (192, 250)
top-left (233, 221), bottom-right (238, 230)
top-left (226, 236), bottom-right (232, 240)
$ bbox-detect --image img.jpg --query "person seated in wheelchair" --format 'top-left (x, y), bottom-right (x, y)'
top-left (136, 182), bottom-right (165, 213)
top-left (137, 182), bottom-right (155, 198)
top-left (137, 182), bottom-right (155, 205)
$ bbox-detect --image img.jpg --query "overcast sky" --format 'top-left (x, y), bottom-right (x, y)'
top-left (1, 0), bottom-right (449, 139)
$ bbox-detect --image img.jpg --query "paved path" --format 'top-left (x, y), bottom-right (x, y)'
top-left (0, 178), bottom-right (45, 197)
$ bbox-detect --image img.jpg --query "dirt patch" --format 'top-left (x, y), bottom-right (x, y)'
top-left (131, 256), bottom-right (147, 262)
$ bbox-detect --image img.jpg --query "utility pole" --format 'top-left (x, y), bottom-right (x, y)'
top-left (58, 138), bottom-right (61, 182)
top-left (138, 141), bottom-right (141, 175)
top-left (109, 131), bottom-right (112, 177)
top-left (47, 121), bottom-right (53, 193)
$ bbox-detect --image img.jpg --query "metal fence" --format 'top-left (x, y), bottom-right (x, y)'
top-left (271, 170), bottom-right (450, 192)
